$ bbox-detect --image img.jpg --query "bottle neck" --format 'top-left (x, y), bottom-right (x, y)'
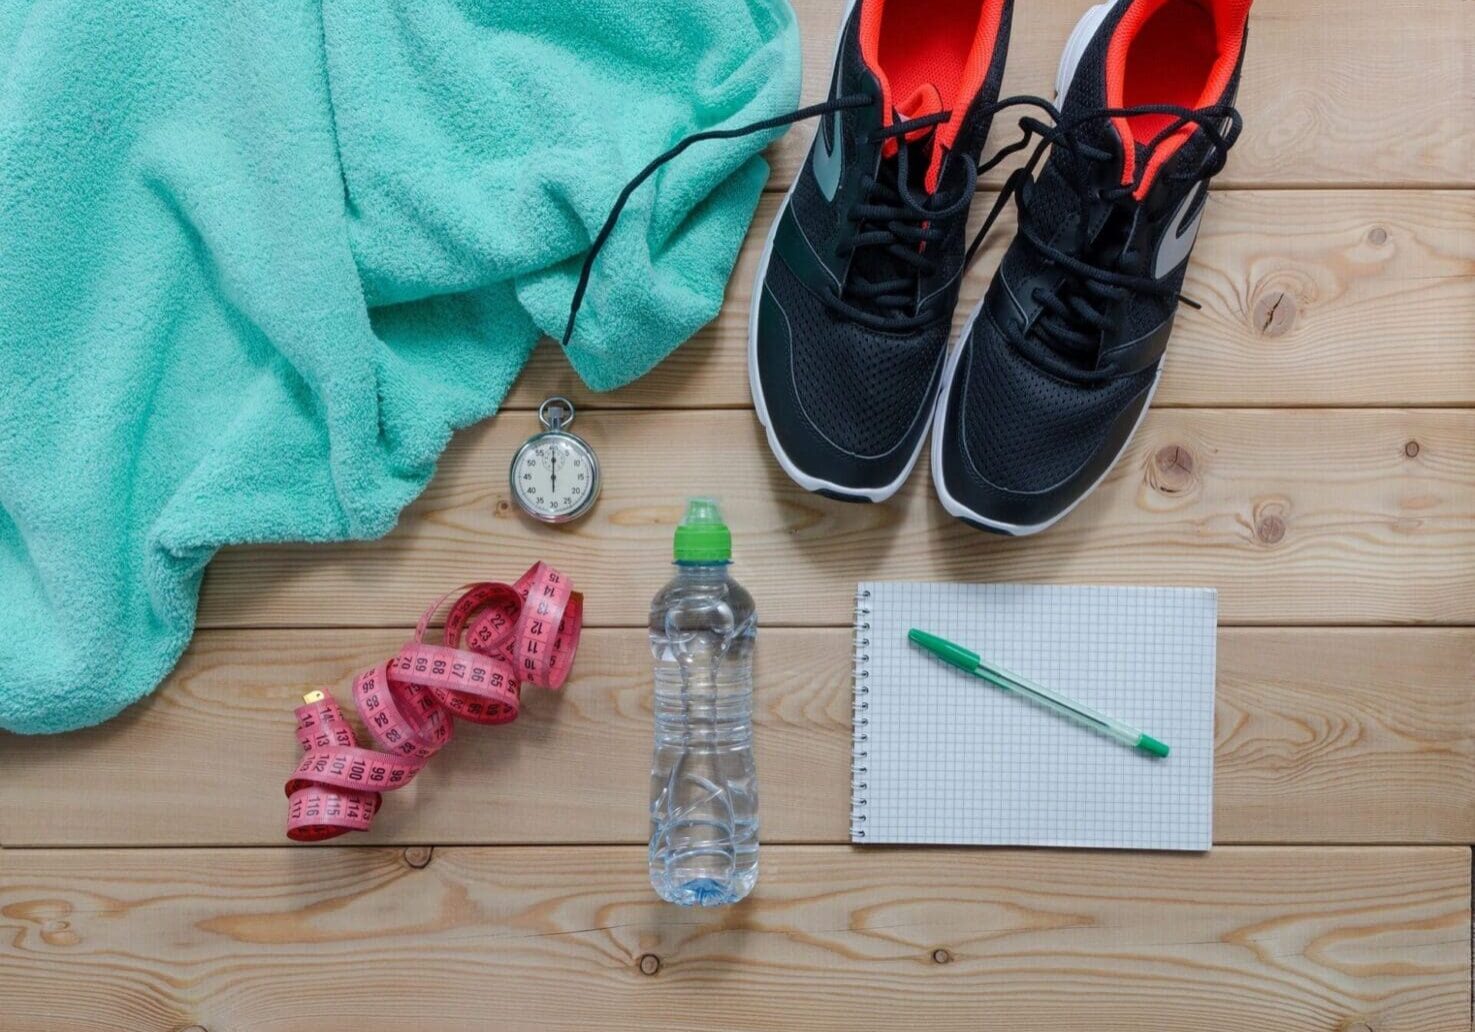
top-left (673, 560), bottom-right (731, 580)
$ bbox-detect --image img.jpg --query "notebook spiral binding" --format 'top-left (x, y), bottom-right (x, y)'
top-left (850, 585), bottom-right (872, 842)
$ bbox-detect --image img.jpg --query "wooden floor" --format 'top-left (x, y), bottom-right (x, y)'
top-left (3, 1), bottom-right (1472, 1029)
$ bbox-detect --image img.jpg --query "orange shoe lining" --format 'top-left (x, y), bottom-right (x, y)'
top-left (858, 0), bottom-right (1009, 190)
top-left (1105, 0), bottom-right (1251, 198)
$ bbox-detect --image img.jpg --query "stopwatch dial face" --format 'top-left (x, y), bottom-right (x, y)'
top-left (514, 434), bottom-right (596, 520)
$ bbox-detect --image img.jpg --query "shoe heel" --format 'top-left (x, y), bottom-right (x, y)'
top-left (1056, 2), bottom-right (1116, 103)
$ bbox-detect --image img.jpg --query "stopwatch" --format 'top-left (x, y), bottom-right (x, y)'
top-left (509, 397), bottom-right (600, 524)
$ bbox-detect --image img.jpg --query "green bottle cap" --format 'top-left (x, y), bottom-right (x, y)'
top-left (673, 497), bottom-right (731, 563)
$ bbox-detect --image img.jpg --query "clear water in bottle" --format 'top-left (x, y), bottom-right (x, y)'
top-left (648, 498), bottom-right (758, 906)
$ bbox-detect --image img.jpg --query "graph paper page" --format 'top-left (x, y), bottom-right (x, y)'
top-left (855, 583), bottom-right (1216, 850)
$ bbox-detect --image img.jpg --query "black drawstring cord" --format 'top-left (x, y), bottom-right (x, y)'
top-left (559, 93), bottom-right (875, 347)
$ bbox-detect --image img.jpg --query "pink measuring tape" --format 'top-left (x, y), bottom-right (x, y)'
top-left (284, 562), bottom-right (582, 841)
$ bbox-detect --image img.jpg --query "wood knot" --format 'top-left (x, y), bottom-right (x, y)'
top-left (1340, 1021), bottom-right (1375, 1032)
top-left (1251, 289), bottom-right (1296, 337)
top-left (40, 918), bottom-right (79, 947)
top-left (1255, 513), bottom-right (1287, 545)
top-left (495, 498), bottom-right (512, 516)
top-left (1367, 226), bottom-right (1388, 246)
top-left (638, 953), bottom-right (662, 976)
top-left (1148, 445), bottom-right (1197, 495)
top-left (402, 845), bottom-right (434, 869)
top-left (178, 1026), bottom-right (208, 1032)
top-left (931, 948), bottom-right (953, 965)
top-left (1403, 440), bottom-right (1420, 458)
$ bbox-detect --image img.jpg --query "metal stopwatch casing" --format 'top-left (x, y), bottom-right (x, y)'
top-left (509, 397), bottom-right (601, 524)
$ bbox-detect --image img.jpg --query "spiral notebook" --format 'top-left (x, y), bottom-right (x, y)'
top-left (852, 583), bottom-right (1216, 851)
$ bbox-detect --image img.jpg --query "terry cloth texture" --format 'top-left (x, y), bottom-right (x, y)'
top-left (0, 1), bottom-right (802, 733)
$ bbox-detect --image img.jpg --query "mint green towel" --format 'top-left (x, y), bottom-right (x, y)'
top-left (0, 2), bottom-right (801, 733)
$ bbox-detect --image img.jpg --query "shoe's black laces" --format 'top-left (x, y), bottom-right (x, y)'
top-left (562, 92), bottom-right (994, 344)
top-left (561, 93), bottom-right (873, 347)
top-left (819, 107), bottom-right (976, 330)
top-left (964, 99), bottom-right (1243, 383)
top-left (561, 91), bottom-right (1240, 362)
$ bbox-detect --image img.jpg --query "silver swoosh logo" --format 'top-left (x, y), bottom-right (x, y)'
top-left (811, 53), bottom-right (844, 201)
top-left (1154, 183), bottom-right (1206, 279)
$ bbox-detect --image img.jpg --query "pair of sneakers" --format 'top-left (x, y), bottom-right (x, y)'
top-left (751, 0), bottom-right (1250, 534)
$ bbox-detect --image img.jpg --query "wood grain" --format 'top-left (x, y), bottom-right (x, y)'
top-left (8, 8), bottom-right (1473, 1030)
top-left (762, 0), bottom-right (1474, 190)
top-left (1, 629), bottom-right (1469, 848)
top-left (506, 191), bottom-right (1475, 410)
top-left (198, 409), bottom-right (1475, 629)
top-left (1, 845), bottom-right (1466, 1032)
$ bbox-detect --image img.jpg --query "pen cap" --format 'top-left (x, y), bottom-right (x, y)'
top-left (907, 629), bottom-right (981, 671)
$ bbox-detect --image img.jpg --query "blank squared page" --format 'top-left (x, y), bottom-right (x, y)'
top-left (854, 583), bottom-right (1216, 850)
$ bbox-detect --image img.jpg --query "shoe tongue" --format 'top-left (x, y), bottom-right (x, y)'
top-left (896, 82), bottom-right (943, 122)
top-left (892, 82), bottom-right (946, 188)
top-left (1130, 136), bottom-right (1150, 177)
top-left (894, 82), bottom-right (944, 142)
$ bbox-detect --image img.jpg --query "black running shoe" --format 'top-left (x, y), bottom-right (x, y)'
top-left (750, 0), bottom-right (1013, 502)
top-left (933, 0), bottom-right (1249, 534)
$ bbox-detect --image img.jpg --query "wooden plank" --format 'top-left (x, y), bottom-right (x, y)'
top-left (1, 629), bottom-right (1468, 848)
top-left (507, 190), bottom-right (1475, 410)
top-left (0, 846), bottom-right (1466, 1032)
top-left (199, 409), bottom-right (1475, 629)
top-left (761, 0), bottom-right (1473, 191)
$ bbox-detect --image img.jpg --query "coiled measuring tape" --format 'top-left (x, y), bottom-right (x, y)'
top-left (284, 562), bottom-right (582, 841)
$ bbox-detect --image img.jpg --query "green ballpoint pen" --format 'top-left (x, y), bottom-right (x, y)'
top-left (907, 628), bottom-right (1170, 758)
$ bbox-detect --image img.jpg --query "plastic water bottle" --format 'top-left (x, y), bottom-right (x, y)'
top-left (648, 498), bottom-right (758, 906)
